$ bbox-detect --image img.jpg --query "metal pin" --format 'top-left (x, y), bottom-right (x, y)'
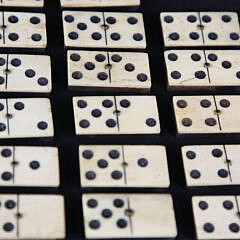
top-left (5, 113), bottom-right (13, 119)
top-left (125, 209), bottom-right (134, 217)
top-left (105, 63), bottom-right (112, 70)
top-left (101, 24), bottom-right (109, 30)
top-left (113, 110), bottom-right (121, 116)
top-left (197, 24), bottom-right (204, 30)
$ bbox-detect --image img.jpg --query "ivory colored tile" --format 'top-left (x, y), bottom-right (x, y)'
top-left (63, 11), bottom-right (105, 48)
top-left (83, 194), bottom-right (131, 238)
top-left (0, 194), bottom-right (65, 239)
top-left (104, 12), bottom-right (146, 49)
top-left (182, 145), bottom-right (231, 186)
top-left (173, 96), bottom-right (220, 134)
top-left (124, 145), bottom-right (169, 187)
top-left (183, 144), bottom-right (240, 186)
top-left (109, 52), bottom-right (151, 91)
top-left (0, 99), bottom-right (9, 138)
top-left (200, 12), bottom-right (240, 46)
top-left (73, 96), bottom-right (118, 135)
top-left (79, 145), bottom-right (169, 187)
top-left (68, 50), bottom-right (151, 92)
top-left (161, 12), bottom-right (240, 47)
top-left (0, 194), bottom-right (18, 239)
top-left (13, 147), bottom-right (59, 187)
top-left (68, 50), bottom-right (110, 89)
top-left (6, 98), bottom-right (54, 138)
top-left (205, 50), bottom-right (240, 86)
top-left (215, 96), bottom-right (240, 133)
top-left (0, 146), bottom-right (59, 186)
top-left (73, 96), bottom-right (160, 135)
top-left (0, 147), bottom-right (14, 186)
top-left (174, 95), bottom-right (240, 134)
top-left (129, 194), bottom-right (177, 238)
top-left (80, 145), bottom-right (125, 187)
top-left (165, 50), bottom-right (209, 88)
top-left (0, 0), bottom-right (44, 7)
top-left (5, 54), bottom-right (51, 92)
top-left (160, 12), bottom-right (203, 47)
top-left (18, 195), bottom-right (65, 239)
top-left (116, 96), bottom-right (160, 134)
top-left (192, 196), bottom-right (240, 239)
top-left (63, 11), bottom-right (146, 49)
top-left (0, 54), bottom-right (7, 91)
top-left (61, 0), bottom-right (140, 7)
top-left (82, 194), bottom-right (177, 238)
top-left (165, 50), bottom-right (240, 88)
top-left (3, 12), bottom-right (46, 48)
top-left (0, 12), bottom-right (4, 47)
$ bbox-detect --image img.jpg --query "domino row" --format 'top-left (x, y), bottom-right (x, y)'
top-left (0, 145), bottom-right (169, 187)
top-left (69, 49), bottom-right (240, 90)
top-left (2, 144), bottom-right (240, 188)
top-left (5, 49), bottom-right (240, 92)
top-left (0, 0), bottom-right (44, 7)
top-left (0, 194), bottom-right (238, 239)
top-left (0, 194), bottom-right (176, 239)
top-left (4, 95), bottom-right (240, 137)
top-left (80, 144), bottom-right (240, 187)
top-left (61, 0), bottom-right (141, 7)
top-left (0, 0), bottom-right (140, 7)
top-left (83, 194), bottom-right (240, 240)
top-left (0, 96), bottom-right (159, 138)
top-left (0, 11), bottom-right (146, 49)
top-left (63, 11), bottom-right (240, 48)
top-left (74, 95), bottom-right (240, 135)
top-left (161, 11), bottom-right (240, 46)
top-left (1, 11), bottom-right (240, 48)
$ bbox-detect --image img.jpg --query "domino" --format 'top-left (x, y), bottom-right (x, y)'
top-left (0, 98), bottom-right (54, 138)
top-left (82, 194), bottom-right (177, 238)
top-left (205, 50), bottom-right (240, 86)
top-left (165, 50), bottom-right (240, 89)
top-left (192, 196), bottom-right (240, 239)
top-left (182, 145), bottom-right (231, 186)
top-left (61, 0), bottom-right (140, 7)
top-left (68, 50), bottom-right (151, 92)
top-left (0, 146), bottom-right (59, 187)
top-left (73, 96), bottom-right (160, 135)
top-left (0, 194), bottom-right (65, 239)
top-left (165, 50), bottom-right (209, 88)
top-left (0, 54), bottom-right (51, 92)
top-left (200, 12), bottom-right (240, 46)
top-left (173, 95), bottom-right (220, 134)
top-left (161, 12), bottom-right (203, 47)
top-left (104, 12), bottom-right (145, 49)
top-left (0, 0), bottom-right (44, 7)
top-left (182, 145), bottom-right (240, 186)
top-left (0, 12), bottom-right (47, 48)
top-left (63, 11), bottom-right (146, 48)
top-left (160, 12), bottom-right (240, 46)
top-left (79, 145), bottom-right (169, 187)
top-left (173, 95), bottom-right (240, 134)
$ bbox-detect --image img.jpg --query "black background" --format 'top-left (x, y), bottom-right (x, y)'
top-left (1, 0), bottom-right (240, 239)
